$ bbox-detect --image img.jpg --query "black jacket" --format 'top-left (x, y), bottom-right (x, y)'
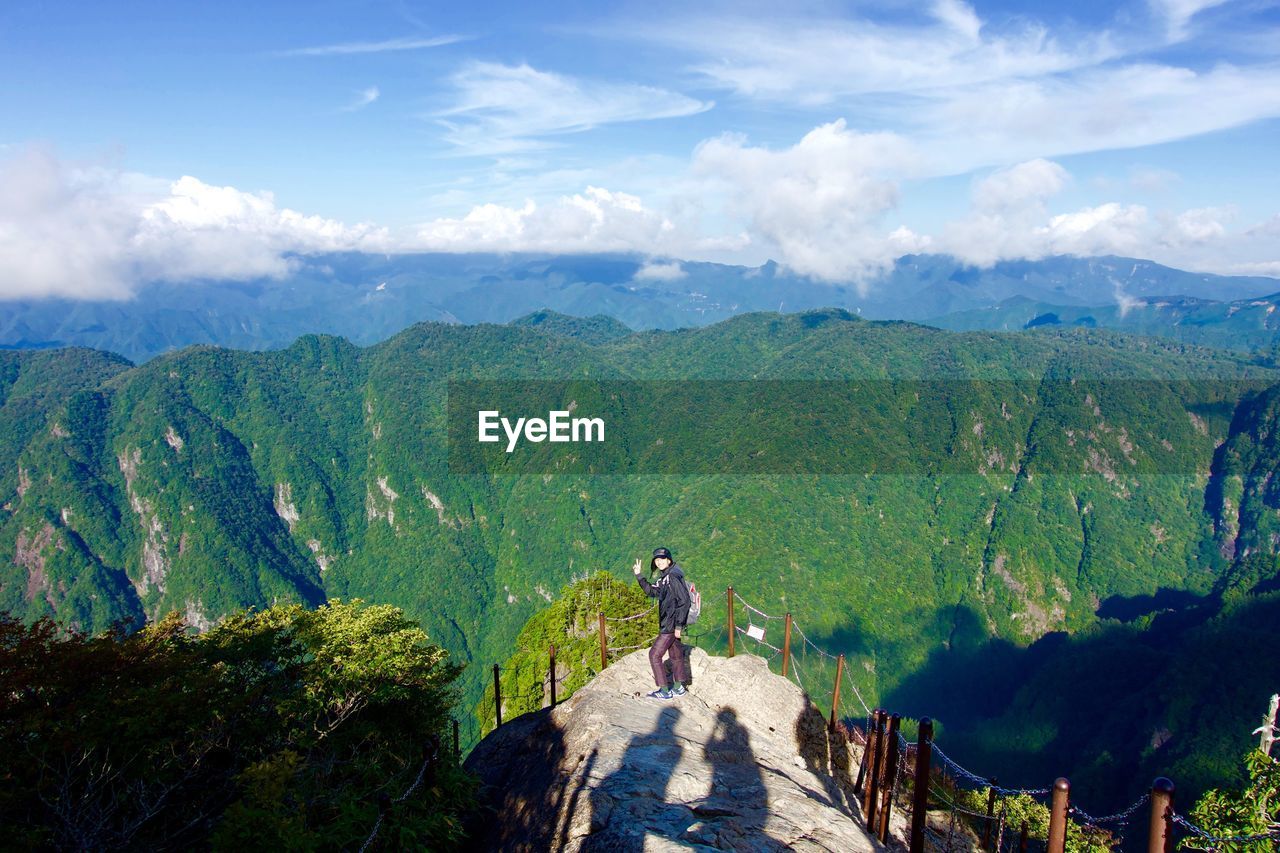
top-left (637, 562), bottom-right (691, 634)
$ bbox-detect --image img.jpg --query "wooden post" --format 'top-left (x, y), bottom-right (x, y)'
top-left (908, 717), bottom-right (933, 853)
top-left (549, 644), bottom-right (557, 707)
top-left (782, 613), bottom-right (793, 677)
top-left (877, 713), bottom-right (902, 842)
top-left (854, 721), bottom-right (870, 795)
top-left (1047, 778), bottom-right (1070, 853)
top-left (598, 611), bottom-right (607, 671)
top-left (493, 663), bottom-right (502, 729)
top-left (873, 711), bottom-right (894, 837)
top-left (981, 778), bottom-right (999, 848)
top-left (830, 654), bottom-right (845, 732)
top-left (1018, 822), bottom-right (1028, 853)
top-left (727, 586), bottom-right (736, 657)
top-left (865, 710), bottom-right (887, 827)
top-left (452, 718), bottom-right (460, 759)
top-left (1148, 778), bottom-right (1175, 853)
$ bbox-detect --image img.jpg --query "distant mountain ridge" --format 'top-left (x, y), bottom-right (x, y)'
top-left (2, 252), bottom-right (1276, 361)
top-left (928, 290), bottom-right (1280, 353)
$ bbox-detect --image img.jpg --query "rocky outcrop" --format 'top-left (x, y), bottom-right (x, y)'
top-left (465, 648), bottom-right (907, 851)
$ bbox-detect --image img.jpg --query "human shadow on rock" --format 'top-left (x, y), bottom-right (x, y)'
top-left (584, 707), bottom-right (683, 852)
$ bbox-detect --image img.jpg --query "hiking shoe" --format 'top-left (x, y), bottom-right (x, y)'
top-left (672, 684), bottom-right (687, 696)
top-left (647, 688), bottom-right (673, 700)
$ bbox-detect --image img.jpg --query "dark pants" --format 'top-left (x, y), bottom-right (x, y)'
top-left (649, 632), bottom-right (687, 688)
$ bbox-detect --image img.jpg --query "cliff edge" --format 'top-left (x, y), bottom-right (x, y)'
top-left (464, 647), bottom-right (907, 851)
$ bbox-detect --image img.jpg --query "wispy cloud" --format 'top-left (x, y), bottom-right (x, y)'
top-left (628, 4), bottom-right (1120, 105)
top-left (612, 1), bottom-right (1280, 172)
top-left (1150, 0), bottom-right (1234, 41)
top-left (436, 62), bottom-right (713, 155)
top-left (342, 86), bottom-right (380, 111)
top-left (276, 34), bottom-right (467, 57)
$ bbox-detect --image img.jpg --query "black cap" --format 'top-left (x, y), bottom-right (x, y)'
top-left (650, 546), bottom-right (673, 571)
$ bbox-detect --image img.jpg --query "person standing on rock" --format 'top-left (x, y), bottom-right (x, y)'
top-left (632, 546), bottom-right (691, 700)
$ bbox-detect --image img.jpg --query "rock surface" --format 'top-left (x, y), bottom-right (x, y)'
top-left (465, 647), bottom-right (909, 851)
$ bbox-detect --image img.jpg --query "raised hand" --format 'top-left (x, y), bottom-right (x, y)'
top-left (632, 558), bottom-right (643, 575)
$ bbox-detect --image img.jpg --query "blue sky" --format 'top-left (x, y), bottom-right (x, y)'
top-left (2, 0), bottom-right (1279, 298)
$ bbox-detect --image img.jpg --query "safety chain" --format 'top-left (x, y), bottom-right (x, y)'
top-left (733, 590), bottom-right (783, 620)
top-left (605, 602), bottom-right (656, 623)
top-left (608, 635), bottom-right (659, 654)
top-left (930, 784), bottom-right (1001, 820)
top-left (842, 664), bottom-right (873, 716)
top-left (359, 745), bottom-right (436, 853)
top-left (930, 745), bottom-right (1051, 797)
top-left (1173, 812), bottom-right (1280, 845)
top-left (1072, 793), bottom-right (1149, 827)
top-left (789, 615), bottom-right (839, 660)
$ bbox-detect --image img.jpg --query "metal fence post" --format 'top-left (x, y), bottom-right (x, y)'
top-left (1047, 778), bottom-right (1070, 853)
top-left (982, 778), bottom-right (999, 848)
top-left (493, 663), bottom-right (502, 729)
top-left (877, 713), bottom-right (902, 842)
top-left (727, 586), bottom-right (736, 657)
top-left (549, 643), bottom-right (557, 707)
top-left (830, 654), bottom-right (845, 732)
top-left (598, 611), bottom-right (607, 671)
top-left (1148, 777), bottom-right (1175, 853)
top-left (865, 710), bottom-right (887, 828)
top-left (909, 717), bottom-right (933, 853)
top-left (782, 613), bottom-right (793, 677)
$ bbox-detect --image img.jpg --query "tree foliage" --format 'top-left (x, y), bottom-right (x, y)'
top-left (1183, 748), bottom-right (1280, 852)
top-left (474, 571), bottom-right (656, 737)
top-left (0, 600), bottom-right (474, 850)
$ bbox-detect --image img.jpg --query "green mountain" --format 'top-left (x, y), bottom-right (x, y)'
top-left (3, 309), bottom-right (1280, 810)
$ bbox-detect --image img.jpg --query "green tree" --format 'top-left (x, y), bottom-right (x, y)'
top-left (1182, 748), bottom-right (1280, 852)
top-left (0, 600), bottom-right (474, 851)
top-left (475, 571), bottom-right (656, 737)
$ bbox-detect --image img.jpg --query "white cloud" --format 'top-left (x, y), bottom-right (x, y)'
top-left (940, 160), bottom-right (1152, 265)
top-left (133, 176), bottom-right (389, 282)
top-left (0, 146), bottom-right (389, 299)
top-left (621, 5), bottom-right (1280, 172)
top-left (926, 62), bottom-right (1280, 170)
top-left (276, 34), bottom-right (466, 57)
top-left (1150, 0), bottom-right (1233, 40)
top-left (1221, 261), bottom-right (1280, 278)
top-left (634, 7), bottom-right (1117, 106)
top-left (1038, 203), bottom-right (1151, 257)
top-left (971, 159), bottom-right (1069, 212)
top-left (343, 86), bottom-right (380, 111)
top-left (634, 260), bottom-right (685, 281)
top-left (1161, 206), bottom-right (1233, 244)
top-left (1248, 214), bottom-right (1280, 237)
top-left (415, 186), bottom-right (678, 253)
top-left (436, 62), bottom-right (712, 154)
top-left (690, 120), bottom-right (920, 285)
top-left (935, 160), bottom-right (1276, 275)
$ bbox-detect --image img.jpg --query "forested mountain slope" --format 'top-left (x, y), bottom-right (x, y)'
top-left (2, 311), bottom-right (1279, 808)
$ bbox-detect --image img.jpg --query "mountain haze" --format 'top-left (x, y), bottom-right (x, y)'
top-left (3, 253), bottom-right (1277, 362)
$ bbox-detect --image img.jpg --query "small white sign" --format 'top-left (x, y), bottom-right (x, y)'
top-left (746, 624), bottom-right (766, 642)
